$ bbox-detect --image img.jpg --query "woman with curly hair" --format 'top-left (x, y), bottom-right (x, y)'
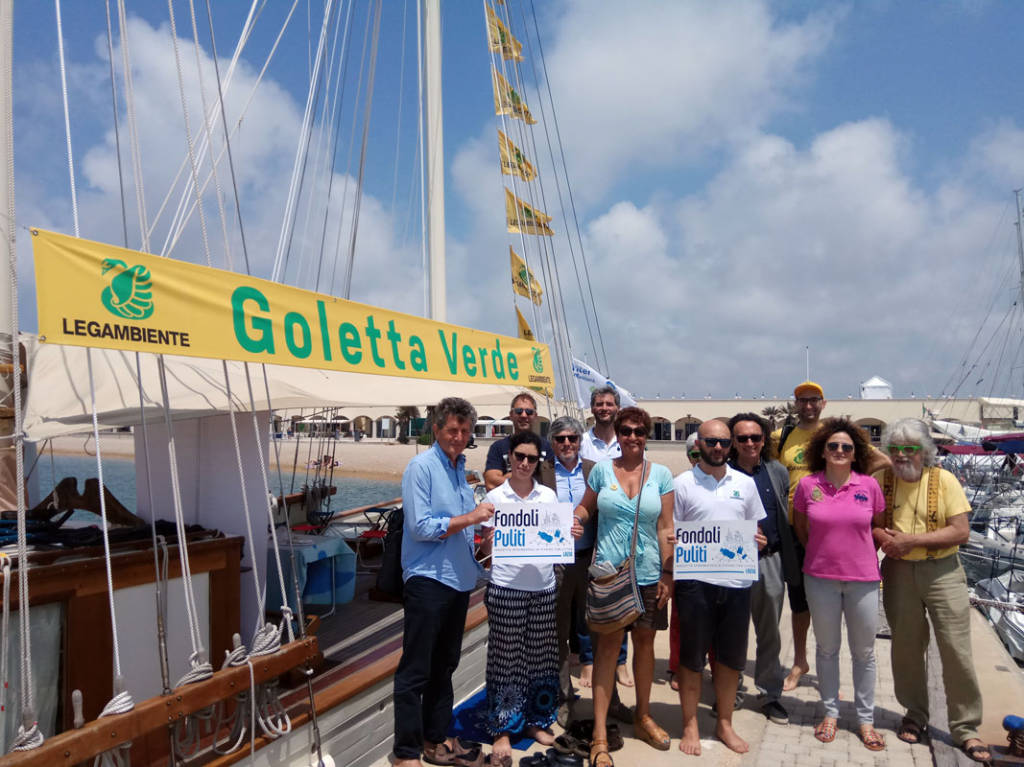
top-left (792, 417), bottom-right (886, 752)
top-left (481, 430), bottom-right (560, 766)
top-left (570, 406), bottom-right (675, 766)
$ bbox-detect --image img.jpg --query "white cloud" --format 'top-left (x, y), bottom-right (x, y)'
top-left (965, 120), bottom-right (1024, 188)
top-left (543, 0), bottom-right (839, 203)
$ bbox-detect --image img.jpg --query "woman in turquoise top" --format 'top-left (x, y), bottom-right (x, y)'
top-left (571, 407), bottom-right (674, 766)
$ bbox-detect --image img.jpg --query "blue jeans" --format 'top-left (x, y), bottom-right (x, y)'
top-left (579, 631), bottom-right (627, 666)
top-left (804, 574), bottom-right (878, 724)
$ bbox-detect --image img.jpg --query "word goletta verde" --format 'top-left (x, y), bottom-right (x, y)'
top-left (231, 286), bottom-right (522, 380)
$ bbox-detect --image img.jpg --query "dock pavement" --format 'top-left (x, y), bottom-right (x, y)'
top-left (375, 593), bottom-right (1024, 766)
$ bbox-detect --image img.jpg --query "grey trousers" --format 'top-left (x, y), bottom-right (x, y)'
top-left (750, 550), bottom-right (786, 703)
top-left (555, 548), bottom-right (591, 700)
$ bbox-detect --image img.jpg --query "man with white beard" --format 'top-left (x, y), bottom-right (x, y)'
top-left (873, 418), bottom-right (990, 764)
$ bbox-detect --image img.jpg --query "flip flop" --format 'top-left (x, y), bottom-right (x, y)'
top-left (423, 742), bottom-right (484, 767)
top-left (545, 748), bottom-right (583, 766)
top-left (552, 734), bottom-right (588, 758)
top-left (960, 741), bottom-right (993, 764)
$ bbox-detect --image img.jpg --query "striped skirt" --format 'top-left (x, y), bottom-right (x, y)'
top-left (484, 582), bottom-right (559, 736)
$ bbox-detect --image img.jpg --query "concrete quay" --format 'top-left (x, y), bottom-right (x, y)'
top-left (373, 587), bottom-right (1024, 766)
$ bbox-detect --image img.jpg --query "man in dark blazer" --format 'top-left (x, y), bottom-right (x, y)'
top-left (727, 412), bottom-right (800, 726)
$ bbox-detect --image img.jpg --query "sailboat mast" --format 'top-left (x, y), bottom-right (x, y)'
top-left (0, 0), bottom-right (19, 511)
top-left (424, 0), bottom-right (446, 322)
top-left (1015, 189), bottom-right (1024, 312)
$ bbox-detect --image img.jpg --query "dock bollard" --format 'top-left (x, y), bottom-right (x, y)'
top-left (1004, 715), bottom-right (1024, 757)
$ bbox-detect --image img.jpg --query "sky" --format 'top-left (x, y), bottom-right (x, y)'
top-left (9, 0), bottom-right (1024, 402)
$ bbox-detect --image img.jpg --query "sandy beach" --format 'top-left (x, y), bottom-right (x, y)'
top-left (45, 433), bottom-right (694, 481)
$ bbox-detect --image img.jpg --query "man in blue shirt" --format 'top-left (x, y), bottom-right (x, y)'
top-left (393, 397), bottom-right (495, 767)
top-left (539, 415), bottom-right (594, 725)
top-left (728, 413), bottom-right (800, 727)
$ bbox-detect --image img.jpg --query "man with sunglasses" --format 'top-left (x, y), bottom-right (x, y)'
top-left (580, 386), bottom-right (622, 463)
top-left (484, 392), bottom-right (552, 491)
top-left (727, 413), bottom-right (799, 726)
top-left (873, 419), bottom-right (989, 764)
top-left (538, 416), bottom-right (595, 725)
top-left (771, 380), bottom-right (826, 691)
top-left (673, 419), bottom-right (767, 756)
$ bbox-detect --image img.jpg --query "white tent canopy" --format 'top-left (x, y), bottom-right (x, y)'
top-left (21, 334), bottom-right (546, 440)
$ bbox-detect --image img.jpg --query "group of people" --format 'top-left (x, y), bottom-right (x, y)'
top-left (390, 382), bottom-right (991, 767)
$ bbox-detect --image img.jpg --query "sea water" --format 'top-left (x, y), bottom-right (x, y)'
top-left (31, 455), bottom-right (401, 520)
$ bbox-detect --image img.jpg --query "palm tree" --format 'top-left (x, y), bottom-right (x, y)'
top-left (395, 405), bottom-right (421, 444)
top-left (761, 405), bottom-right (784, 430)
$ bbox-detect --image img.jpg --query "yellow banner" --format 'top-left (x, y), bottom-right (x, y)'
top-left (486, 5), bottom-right (523, 61)
top-left (510, 247), bottom-right (543, 305)
top-left (498, 129), bottom-right (536, 182)
top-left (505, 188), bottom-right (554, 236)
top-left (516, 306), bottom-right (535, 341)
top-left (31, 229), bottom-right (554, 394)
top-left (492, 69), bottom-right (537, 125)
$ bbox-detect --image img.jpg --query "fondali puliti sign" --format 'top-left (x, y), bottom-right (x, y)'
top-left (31, 229), bottom-right (553, 394)
top-left (673, 520), bottom-right (758, 582)
top-left (490, 502), bottom-right (574, 565)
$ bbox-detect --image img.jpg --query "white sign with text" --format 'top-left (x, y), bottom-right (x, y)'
top-left (673, 520), bottom-right (758, 582)
top-left (491, 502), bottom-right (575, 565)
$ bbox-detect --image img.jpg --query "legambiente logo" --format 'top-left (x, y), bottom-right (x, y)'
top-left (100, 258), bottom-right (154, 320)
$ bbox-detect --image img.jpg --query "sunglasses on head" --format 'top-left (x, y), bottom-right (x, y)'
top-left (617, 426), bottom-right (647, 438)
top-left (888, 444), bottom-right (922, 455)
top-left (512, 407), bottom-right (536, 416)
top-left (826, 442), bottom-right (855, 453)
top-left (734, 434), bottom-right (763, 444)
top-left (553, 434), bottom-right (579, 443)
top-left (700, 437), bottom-right (731, 448)
top-left (512, 450), bottom-right (540, 464)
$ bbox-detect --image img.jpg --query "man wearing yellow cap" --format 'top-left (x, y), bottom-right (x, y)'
top-left (772, 381), bottom-right (826, 690)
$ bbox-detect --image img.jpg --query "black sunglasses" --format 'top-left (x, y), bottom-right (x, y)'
top-left (700, 437), bottom-right (732, 448)
top-left (512, 407), bottom-right (536, 416)
top-left (512, 450), bottom-right (541, 464)
top-left (826, 442), bottom-right (855, 453)
top-left (735, 434), bottom-right (763, 444)
top-left (617, 426), bottom-right (647, 438)
top-left (553, 434), bottom-right (579, 443)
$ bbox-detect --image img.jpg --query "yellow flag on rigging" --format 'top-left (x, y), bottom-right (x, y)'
top-left (516, 306), bottom-right (535, 341)
top-left (510, 247), bottom-right (543, 305)
top-left (505, 188), bottom-right (554, 236)
top-left (498, 130), bottom-right (536, 182)
top-left (492, 69), bottom-right (537, 125)
top-left (486, 5), bottom-right (523, 61)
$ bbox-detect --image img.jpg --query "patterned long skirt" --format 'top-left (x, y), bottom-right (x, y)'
top-left (483, 582), bottom-right (560, 736)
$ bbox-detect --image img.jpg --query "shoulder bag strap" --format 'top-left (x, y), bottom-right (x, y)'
top-left (627, 460), bottom-right (648, 561)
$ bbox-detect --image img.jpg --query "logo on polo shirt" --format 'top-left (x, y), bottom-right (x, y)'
top-left (854, 491), bottom-right (869, 503)
top-left (731, 489), bottom-right (741, 499)
top-left (811, 486), bottom-right (823, 502)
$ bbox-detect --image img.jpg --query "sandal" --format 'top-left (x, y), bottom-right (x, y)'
top-left (960, 740), bottom-right (993, 764)
top-left (545, 749), bottom-right (584, 766)
top-left (814, 718), bottom-right (837, 744)
top-left (483, 755), bottom-right (512, 767)
top-left (634, 714), bottom-right (671, 751)
top-left (667, 670), bottom-right (679, 691)
top-left (423, 742), bottom-right (484, 767)
top-left (897, 717), bottom-right (925, 745)
top-left (859, 726), bottom-right (885, 751)
top-left (553, 734), bottom-right (589, 758)
top-left (589, 737), bottom-right (613, 767)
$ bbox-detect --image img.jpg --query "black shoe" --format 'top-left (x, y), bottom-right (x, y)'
top-left (606, 699), bottom-right (634, 724)
top-left (761, 700), bottom-right (789, 725)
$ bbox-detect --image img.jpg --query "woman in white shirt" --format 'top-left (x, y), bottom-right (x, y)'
top-left (481, 431), bottom-right (560, 766)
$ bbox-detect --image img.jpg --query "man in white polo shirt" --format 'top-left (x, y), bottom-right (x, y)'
top-left (673, 419), bottom-right (766, 757)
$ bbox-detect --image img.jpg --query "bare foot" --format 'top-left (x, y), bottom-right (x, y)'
top-left (782, 662), bottom-right (808, 691)
top-left (616, 663), bottom-right (634, 687)
top-left (579, 664), bottom-right (593, 688)
top-left (525, 726), bottom-right (555, 746)
top-left (679, 720), bottom-right (701, 756)
top-left (491, 734), bottom-right (513, 764)
top-left (715, 721), bottom-right (750, 754)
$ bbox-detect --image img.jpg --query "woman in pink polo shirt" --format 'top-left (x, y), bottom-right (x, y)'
top-left (793, 417), bottom-right (885, 752)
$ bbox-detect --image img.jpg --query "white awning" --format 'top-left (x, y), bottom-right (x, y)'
top-left (21, 334), bottom-right (544, 440)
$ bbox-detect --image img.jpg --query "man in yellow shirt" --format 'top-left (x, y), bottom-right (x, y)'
top-left (873, 418), bottom-right (989, 764)
top-left (771, 380), bottom-right (825, 691)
